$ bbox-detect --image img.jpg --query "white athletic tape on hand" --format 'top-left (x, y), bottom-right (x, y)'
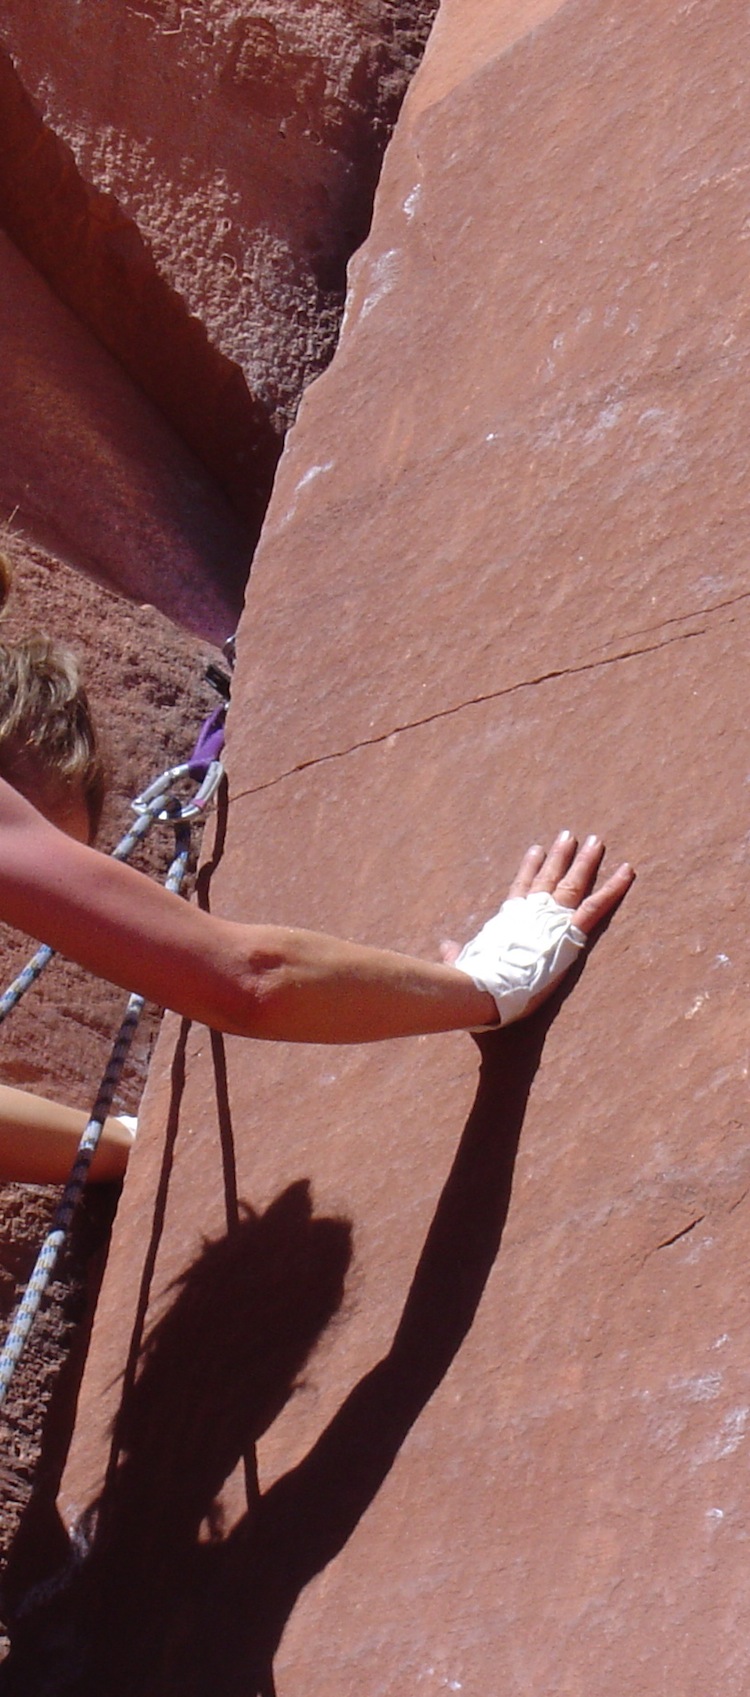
top-left (454, 891), bottom-right (586, 1026)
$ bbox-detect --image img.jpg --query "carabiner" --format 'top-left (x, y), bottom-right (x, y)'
top-left (131, 758), bottom-right (224, 824)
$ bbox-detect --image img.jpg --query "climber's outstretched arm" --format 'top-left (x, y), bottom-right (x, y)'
top-left (0, 779), bottom-right (633, 1044)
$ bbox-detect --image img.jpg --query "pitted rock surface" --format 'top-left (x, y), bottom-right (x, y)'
top-left (0, 0), bottom-right (439, 614)
top-left (0, 228), bottom-right (249, 644)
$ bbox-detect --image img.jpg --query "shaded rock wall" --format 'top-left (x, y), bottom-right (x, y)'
top-left (10, 0), bottom-right (750, 1689)
top-left (0, 0), bottom-right (439, 618)
top-left (0, 41), bottom-right (277, 543)
top-left (0, 0), bottom-right (436, 429)
top-left (0, 229), bottom-right (249, 644)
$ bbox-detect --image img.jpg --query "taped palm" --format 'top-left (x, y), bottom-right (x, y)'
top-left (450, 830), bottom-right (634, 1026)
top-left (455, 891), bottom-right (585, 1025)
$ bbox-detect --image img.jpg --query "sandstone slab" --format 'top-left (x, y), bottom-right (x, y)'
top-left (43, 0), bottom-right (750, 1692)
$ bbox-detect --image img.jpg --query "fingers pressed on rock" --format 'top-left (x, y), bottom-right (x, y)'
top-left (508, 843), bottom-right (547, 899)
top-left (530, 830), bottom-right (578, 894)
top-left (572, 862), bottom-right (635, 934)
top-left (553, 835), bottom-right (606, 909)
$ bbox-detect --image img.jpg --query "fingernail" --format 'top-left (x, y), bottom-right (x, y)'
top-left (584, 834), bottom-right (599, 848)
top-left (558, 829), bottom-right (572, 841)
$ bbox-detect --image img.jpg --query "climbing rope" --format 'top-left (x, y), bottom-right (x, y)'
top-left (0, 732), bottom-right (224, 1029)
top-left (0, 709), bottom-right (226, 1410)
top-left (0, 824), bottom-right (191, 1408)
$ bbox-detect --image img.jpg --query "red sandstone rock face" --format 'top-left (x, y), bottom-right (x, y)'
top-left (0, 230), bottom-right (248, 644)
top-left (0, 0), bottom-right (434, 429)
top-left (0, 41), bottom-right (277, 544)
top-left (23, 0), bottom-right (750, 1688)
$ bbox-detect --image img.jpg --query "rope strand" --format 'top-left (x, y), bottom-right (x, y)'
top-left (0, 713), bottom-right (225, 1405)
top-left (0, 821), bottom-right (192, 1409)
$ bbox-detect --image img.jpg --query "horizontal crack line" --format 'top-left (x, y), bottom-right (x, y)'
top-left (229, 625), bottom-right (705, 803)
top-left (620, 584), bottom-right (750, 643)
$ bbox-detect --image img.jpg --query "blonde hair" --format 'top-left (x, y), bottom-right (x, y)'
top-left (0, 547), bottom-right (105, 836)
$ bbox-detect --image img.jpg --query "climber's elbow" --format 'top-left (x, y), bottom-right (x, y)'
top-left (206, 925), bottom-right (294, 1040)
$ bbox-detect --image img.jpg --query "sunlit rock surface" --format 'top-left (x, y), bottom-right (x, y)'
top-left (49, 0), bottom-right (750, 1692)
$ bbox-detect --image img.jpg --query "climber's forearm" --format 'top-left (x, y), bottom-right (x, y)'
top-left (63, 849), bottom-right (498, 1037)
top-left (214, 925), bottom-right (498, 1042)
top-left (0, 787), bottom-right (496, 1041)
top-left (0, 780), bottom-right (633, 1045)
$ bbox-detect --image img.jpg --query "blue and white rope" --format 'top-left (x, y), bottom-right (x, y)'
top-left (0, 943), bottom-right (54, 1025)
top-left (0, 763), bottom-right (211, 1030)
top-left (0, 821), bottom-right (192, 1409)
top-left (0, 804), bottom-right (162, 1029)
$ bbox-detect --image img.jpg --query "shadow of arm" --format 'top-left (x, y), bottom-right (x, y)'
top-left (262, 1019), bottom-right (547, 1587)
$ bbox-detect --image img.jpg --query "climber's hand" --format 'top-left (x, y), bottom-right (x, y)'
top-left (443, 832), bottom-right (634, 1026)
top-left (505, 831), bottom-right (635, 933)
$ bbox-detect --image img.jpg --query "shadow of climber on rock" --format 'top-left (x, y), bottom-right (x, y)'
top-left (2, 1014), bottom-right (549, 1697)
